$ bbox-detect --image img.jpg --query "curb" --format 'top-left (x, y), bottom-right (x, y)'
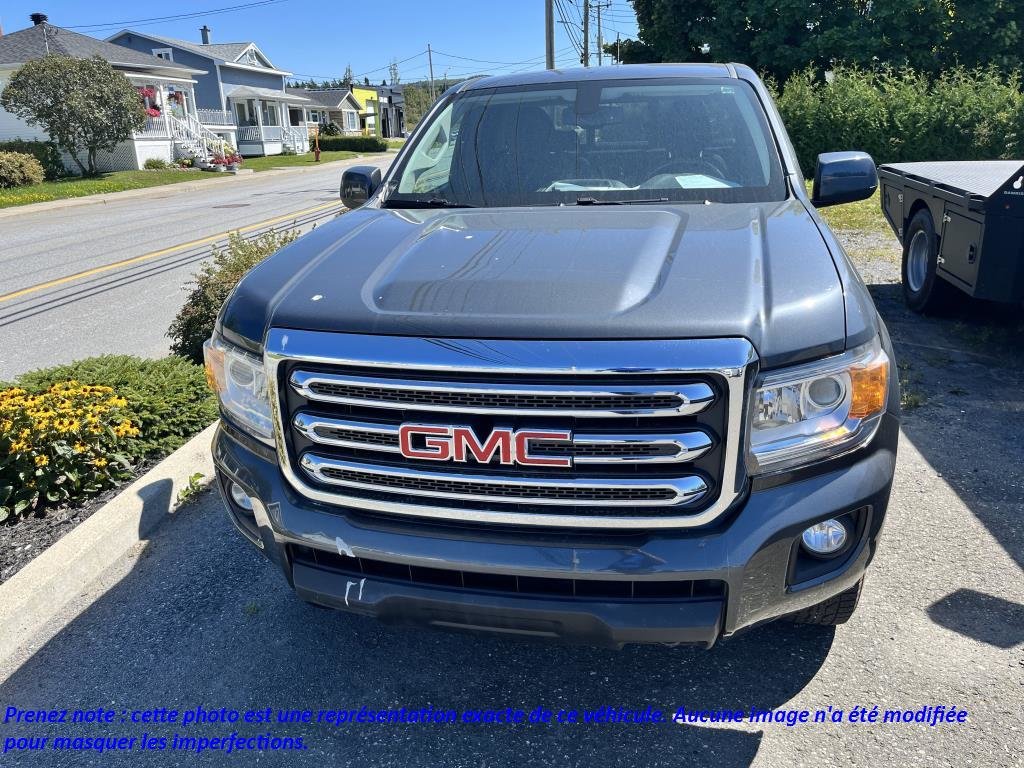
top-left (0, 153), bottom-right (389, 220)
top-left (0, 421), bottom-right (219, 665)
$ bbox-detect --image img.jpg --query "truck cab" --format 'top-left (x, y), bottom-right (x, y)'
top-left (205, 64), bottom-right (899, 647)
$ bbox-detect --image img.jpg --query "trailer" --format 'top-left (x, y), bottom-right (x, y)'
top-left (877, 161), bottom-right (1024, 312)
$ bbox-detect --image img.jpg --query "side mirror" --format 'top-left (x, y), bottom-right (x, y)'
top-left (812, 151), bottom-right (878, 207)
top-left (340, 166), bottom-right (382, 208)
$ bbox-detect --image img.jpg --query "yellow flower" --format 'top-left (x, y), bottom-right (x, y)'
top-left (93, 457), bottom-right (108, 468)
top-left (34, 454), bottom-right (49, 467)
top-left (73, 442), bottom-right (88, 453)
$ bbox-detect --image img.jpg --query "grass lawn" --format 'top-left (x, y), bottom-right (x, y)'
top-left (0, 169), bottom-right (219, 209)
top-left (806, 182), bottom-right (888, 234)
top-left (386, 138), bottom-right (406, 150)
top-left (242, 151), bottom-right (360, 172)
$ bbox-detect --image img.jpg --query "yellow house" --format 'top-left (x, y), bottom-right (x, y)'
top-left (350, 86), bottom-right (380, 136)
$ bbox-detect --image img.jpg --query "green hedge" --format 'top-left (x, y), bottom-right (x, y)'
top-left (316, 135), bottom-right (388, 153)
top-left (0, 139), bottom-right (65, 180)
top-left (776, 67), bottom-right (1024, 172)
top-left (12, 355), bottom-right (217, 461)
top-left (167, 229), bottom-right (299, 364)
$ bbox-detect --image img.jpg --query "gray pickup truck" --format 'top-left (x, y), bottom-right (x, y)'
top-left (205, 64), bottom-right (899, 648)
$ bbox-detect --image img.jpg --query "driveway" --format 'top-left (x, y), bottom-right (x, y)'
top-left (0, 218), bottom-right (1020, 767)
top-left (0, 155), bottom-right (393, 380)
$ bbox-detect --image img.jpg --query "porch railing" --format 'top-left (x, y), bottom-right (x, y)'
top-left (196, 108), bottom-right (234, 125)
top-left (136, 116), bottom-right (169, 138)
top-left (238, 125), bottom-right (284, 143)
top-left (237, 125), bottom-right (260, 143)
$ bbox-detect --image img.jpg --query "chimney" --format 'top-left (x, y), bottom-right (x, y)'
top-left (200, 25), bottom-right (211, 44)
top-left (30, 12), bottom-right (48, 26)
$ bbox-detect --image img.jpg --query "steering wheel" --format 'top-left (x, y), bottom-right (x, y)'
top-left (647, 156), bottom-right (725, 180)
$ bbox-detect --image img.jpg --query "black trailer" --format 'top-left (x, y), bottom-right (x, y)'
top-left (877, 161), bottom-right (1024, 312)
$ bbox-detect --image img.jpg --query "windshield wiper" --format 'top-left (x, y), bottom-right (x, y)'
top-left (383, 197), bottom-right (475, 209)
top-left (572, 196), bottom-right (671, 206)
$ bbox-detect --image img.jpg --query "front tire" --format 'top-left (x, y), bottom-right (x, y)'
top-left (788, 579), bottom-right (863, 625)
top-left (902, 209), bottom-right (957, 314)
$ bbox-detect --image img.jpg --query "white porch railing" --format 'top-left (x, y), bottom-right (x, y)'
top-left (283, 126), bottom-right (309, 153)
top-left (136, 116), bottom-right (169, 138)
top-left (237, 125), bottom-right (261, 143)
top-left (196, 108), bottom-right (234, 125)
top-left (238, 125), bottom-right (285, 143)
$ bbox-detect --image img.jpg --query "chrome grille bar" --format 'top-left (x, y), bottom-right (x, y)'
top-left (299, 454), bottom-right (709, 507)
top-left (289, 370), bottom-right (714, 417)
top-left (292, 413), bottom-right (713, 464)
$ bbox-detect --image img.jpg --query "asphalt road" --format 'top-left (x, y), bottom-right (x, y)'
top-left (0, 284), bottom-right (1021, 766)
top-left (0, 155), bottom-right (392, 381)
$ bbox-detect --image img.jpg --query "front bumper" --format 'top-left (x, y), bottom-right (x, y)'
top-left (212, 414), bottom-right (898, 648)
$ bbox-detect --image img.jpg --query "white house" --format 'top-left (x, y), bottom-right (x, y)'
top-left (0, 14), bottom-right (228, 172)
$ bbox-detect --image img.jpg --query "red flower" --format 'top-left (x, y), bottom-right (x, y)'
top-left (145, 107), bottom-right (161, 117)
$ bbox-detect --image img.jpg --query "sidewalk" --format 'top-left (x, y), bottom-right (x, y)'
top-left (0, 154), bottom-right (388, 221)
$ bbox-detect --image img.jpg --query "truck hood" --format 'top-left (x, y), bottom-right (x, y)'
top-left (220, 201), bottom-right (852, 367)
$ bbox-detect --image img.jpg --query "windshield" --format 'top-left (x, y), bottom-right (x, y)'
top-left (387, 78), bottom-right (787, 208)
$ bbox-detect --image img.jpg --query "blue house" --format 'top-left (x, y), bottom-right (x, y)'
top-left (108, 25), bottom-right (310, 156)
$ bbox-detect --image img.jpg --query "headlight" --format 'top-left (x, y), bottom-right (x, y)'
top-left (203, 335), bottom-right (274, 444)
top-left (747, 338), bottom-right (889, 473)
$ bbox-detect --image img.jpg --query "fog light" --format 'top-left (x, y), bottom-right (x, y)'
top-left (229, 482), bottom-right (254, 511)
top-left (801, 519), bottom-right (848, 556)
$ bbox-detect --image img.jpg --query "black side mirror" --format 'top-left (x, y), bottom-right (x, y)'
top-left (812, 151), bottom-right (878, 207)
top-left (340, 166), bottom-right (382, 208)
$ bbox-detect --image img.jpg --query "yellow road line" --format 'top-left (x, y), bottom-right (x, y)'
top-left (0, 199), bottom-right (342, 304)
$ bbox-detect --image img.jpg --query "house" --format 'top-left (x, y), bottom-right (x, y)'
top-left (107, 25), bottom-right (310, 156)
top-left (285, 88), bottom-right (361, 134)
top-left (0, 14), bottom-right (226, 171)
top-left (351, 84), bottom-right (405, 138)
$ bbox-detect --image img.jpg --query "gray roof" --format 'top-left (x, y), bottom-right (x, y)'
top-left (286, 88), bottom-right (357, 109)
top-left (0, 23), bottom-right (195, 72)
top-left (226, 84), bottom-right (307, 102)
top-left (118, 31), bottom-right (279, 70)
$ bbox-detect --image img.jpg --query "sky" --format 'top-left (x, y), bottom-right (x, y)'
top-left (0, 0), bottom-right (640, 84)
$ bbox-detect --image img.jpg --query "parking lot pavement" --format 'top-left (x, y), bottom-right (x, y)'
top-left (0, 242), bottom-right (1021, 765)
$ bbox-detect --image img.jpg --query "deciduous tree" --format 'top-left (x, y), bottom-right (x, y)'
top-left (0, 55), bottom-right (146, 176)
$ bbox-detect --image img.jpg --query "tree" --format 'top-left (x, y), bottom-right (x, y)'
top-left (0, 55), bottom-right (145, 176)
top-left (615, 0), bottom-right (1022, 80)
top-left (343, 63), bottom-right (354, 86)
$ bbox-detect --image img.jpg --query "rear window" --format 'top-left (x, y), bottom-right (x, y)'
top-left (388, 78), bottom-right (787, 207)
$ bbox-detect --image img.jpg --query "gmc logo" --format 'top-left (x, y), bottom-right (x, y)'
top-left (398, 424), bottom-right (572, 468)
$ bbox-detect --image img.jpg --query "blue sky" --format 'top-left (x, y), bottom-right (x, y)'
top-left (0, 0), bottom-right (639, 83)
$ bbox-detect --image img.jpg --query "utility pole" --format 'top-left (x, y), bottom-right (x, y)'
top-left (582, 0), bottom-right (590, 66)
top-left (595, 0), bottom-right (610, 65)
top-left (544, 0), bottom-right (555, 69)
top-left (427, 43), bottom-right (435, 101)
top-left (616, 33), bottom-right (620, 64)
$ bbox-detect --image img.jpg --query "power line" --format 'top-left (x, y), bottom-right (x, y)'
top-left (66, 0), bottom-right (289, 31)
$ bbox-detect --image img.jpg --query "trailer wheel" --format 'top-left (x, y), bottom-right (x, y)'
top-left (902, 209), bottom-right (957, 313)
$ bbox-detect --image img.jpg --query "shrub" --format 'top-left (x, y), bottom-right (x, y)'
top-left (0, 151), bottom-right (45, 188)
top-left (0, 382), bottom-right (137, 521)
top-left (776, 66), bottom-right (1024, 172)
top-left (317, 135), bottom-right (387, 153)
top-left (319, 120), bottom-right (342, 136)
top-left (168, 229), bottom-right (300, 363)
top-left (143, 157), bottom-right (169, 170)
top-left (13, 356), bottom-right (217, 461)
top-left (0, 139), bottom-right (64, 179)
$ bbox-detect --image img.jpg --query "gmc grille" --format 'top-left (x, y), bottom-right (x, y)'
top-left (266, 330), bottom-right (756, 529)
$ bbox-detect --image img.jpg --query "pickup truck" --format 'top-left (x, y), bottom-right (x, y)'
top-left (205, 64), bottom-right (899, 648)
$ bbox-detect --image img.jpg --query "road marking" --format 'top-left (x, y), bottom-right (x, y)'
top-left (0, 199), bottom-right (343, 304)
